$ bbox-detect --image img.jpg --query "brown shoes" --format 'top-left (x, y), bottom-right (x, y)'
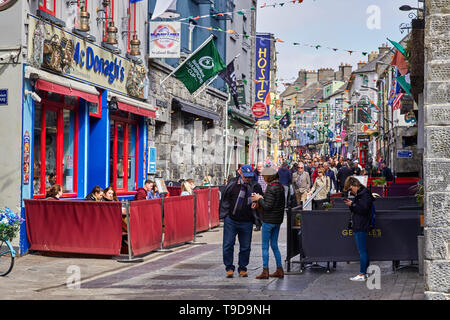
top-left (226, 270), bottom-right (234, 278)
top-left (239, 270), bottom-right (248, 277)
top-left (269, 267), bottom-right (284, 278)
top-left (255, 268), bottom-right (269, 279)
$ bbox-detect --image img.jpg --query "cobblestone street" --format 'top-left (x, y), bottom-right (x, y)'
top-left (0, 217), bottom-right (424, 300)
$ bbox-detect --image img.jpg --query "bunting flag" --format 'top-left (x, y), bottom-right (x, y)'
top-left (393, 93), bottom-right (405, 111)
top-left (279, 111), bottom-right (291, 128)
top-left (388, 68), bottom-right (402, 106)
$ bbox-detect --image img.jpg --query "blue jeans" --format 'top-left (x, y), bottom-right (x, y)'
top-left (222, 216), bottom-right (253, 272)
top-left (354, 232), bottom-right (370, 274)
top-left (261, 222), bottom-right (282, 268)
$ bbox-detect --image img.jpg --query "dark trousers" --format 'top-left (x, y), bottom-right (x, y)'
top-left (222, 216), bottom-right (253, 272)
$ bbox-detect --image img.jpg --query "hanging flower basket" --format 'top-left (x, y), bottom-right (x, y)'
top-left (0, 207), bottom-right (25, 241)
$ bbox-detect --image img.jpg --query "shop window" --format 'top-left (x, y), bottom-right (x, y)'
top-left (33, 91), bottom-right (78, 198)
top-left (88, 101), bottom-right (101, 118)
top-left (110, 118), bottom-right (138, 194)
top-left (39, 0), bottom-right (56, 16)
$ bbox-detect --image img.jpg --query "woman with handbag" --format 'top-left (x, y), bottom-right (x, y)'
top-left (309, 168), bottom-right (330, 210)
top-left (251, 167), bottom-right (286, 279)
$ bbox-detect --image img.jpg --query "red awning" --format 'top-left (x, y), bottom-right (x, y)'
top-left (35, 79), bottom-right (99, 104)
top-left (117, 101), bottom-right (156, 119)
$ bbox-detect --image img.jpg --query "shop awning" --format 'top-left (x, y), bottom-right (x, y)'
top-left (228, 108), bottom-right (255, 127)
top-left (24, 66), bottom-right (99, 103)
top-left (107, 92), bottom-right (156, 119)
top-left (172, 98), bottom-right (220, 121)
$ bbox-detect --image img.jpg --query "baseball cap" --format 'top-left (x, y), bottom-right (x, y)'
top-left (240, 165), bottom-right (254, 177)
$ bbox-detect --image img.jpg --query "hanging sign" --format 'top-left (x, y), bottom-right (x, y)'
top-left (254, 34), bottom-right (271, 120)
top-left (149, 22), bottom-right (181, 58)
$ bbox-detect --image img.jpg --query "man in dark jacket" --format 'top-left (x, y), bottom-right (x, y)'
top-left (381, 161), bottom-right (394, 181)
top-left (277, 161), bottom-right (292, 207)
top-left (337, 161), bottom-right (353, 193)
top-left (219, 165), bottom-right (263, 278)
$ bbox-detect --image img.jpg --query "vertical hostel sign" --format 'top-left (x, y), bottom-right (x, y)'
top-left (254, 34), bottom-right (271, 120)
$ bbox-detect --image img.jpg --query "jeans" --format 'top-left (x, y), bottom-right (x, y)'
top-left (354, 232), bottom-right (370, 274)
top-left (261, 222), bottom-right (282, 268)
top-left (222, 216), bottom-right (253, 272)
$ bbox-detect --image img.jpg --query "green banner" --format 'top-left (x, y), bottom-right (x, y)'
top-left (174, 38), bottom-right (226, 94)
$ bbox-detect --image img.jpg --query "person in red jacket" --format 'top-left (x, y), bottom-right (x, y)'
top-left (134, 180), bottom-right (154, 200)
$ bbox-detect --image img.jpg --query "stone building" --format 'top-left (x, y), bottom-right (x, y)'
top-left (423, 0), bottom-right (450, 300)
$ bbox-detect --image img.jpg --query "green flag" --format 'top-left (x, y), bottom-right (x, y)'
top-left (387, 38), bottom-right (406, 57)
top-left (396, 74), bottom-right (412, 95)
top-left (174, 38), bottom-right (226, 94)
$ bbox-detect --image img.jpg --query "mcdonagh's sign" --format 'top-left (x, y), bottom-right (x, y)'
top-left (27, 14), bottom-right (146, 99)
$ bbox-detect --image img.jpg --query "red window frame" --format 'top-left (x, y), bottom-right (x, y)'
top-left (127, 0), bottom-right (137, 53)
top-left (103, 0), bottom-right (115, 42)
top-left (88, 92), bottom-right (102, 118)
top-left (110, 114), bottom-right (139, 195)
top-left (33, 92), bottom-right (79, 199)
top-left (39, 0), bottom-right (56, 16)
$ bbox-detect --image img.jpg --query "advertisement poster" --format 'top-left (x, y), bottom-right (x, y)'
top-left (254, 33), bottom-right (271, 120)
top-left (149, 22), bottom-right (181, 58)
top-left (23, 131), bottom-right (30, 185)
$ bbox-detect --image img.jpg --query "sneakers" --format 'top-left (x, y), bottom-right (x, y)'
top-left (239, 270), bottom-right (248, 277)
top-left (349, 274), bottom-right (367, 281)
top-left (226, 270), bottom-right (234, 278)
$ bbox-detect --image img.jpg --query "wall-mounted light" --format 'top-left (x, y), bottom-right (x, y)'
top-left (129, 33), bottom-right (141, 56)
top-left (106, 21), bottom-right (118, 45)
top-left (79, 5), bottom-right (90, 32)
top-left (108, 97), bottom-right (118, 111)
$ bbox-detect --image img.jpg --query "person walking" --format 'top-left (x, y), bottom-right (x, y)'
top-left (323, 162), bottom-right (337, 193)
top-left (277, 161), bottom-right (292, 206)
top-left (309, 168), bottom-right (330, 210)
top-left (251, 167), bottom-right (286, 279)
top-left (381, 161), bottom-right (394, 182)
top-left (337, 161), bottom-right (354, 193)
top-left (343, 176), bottom-right (375, 281)
top-left (253, 162), bottom-right (267, 193)
top-left (292, 162), bottom-right (310, 206)
top-left (219, 164), bottom-right (263, 278)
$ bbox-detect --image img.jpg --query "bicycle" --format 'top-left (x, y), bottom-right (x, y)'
top-left (0, 238), bottom-right (15, 276)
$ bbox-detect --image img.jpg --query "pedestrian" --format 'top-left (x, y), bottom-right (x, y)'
top-left (253, 162), bottom-right (267, 193)
top-left (381, 161), bottom-right (394, 182)
top-left (292, 162), bottom-right (310, 206)
top-left (323, 162), bottom-right (337, 193)
top-left (180, 181), bottom-right (193, 196)
top-left (365, 157), bottom-right (374, 177)
top-left (251, 167), bottom-right (285, 279)
top-left (337, 161), bottom-right (354, 193)
top-left (103, 186), bottom-right (119, 201)
top-left (277, 161), bottom-right (292, 206)
top-left (85, 186), bottom-right (103, 201)
top-left (309, 168), bottom-right (330, 210)
top-left (45, 184), bottom-right (62, 200)
top-left (311, 160), bottom-right (320, 185)
top-left (134, 180), bottom-right (154, 200)
top-left (352, 160), bottom-right (362, 176)
top-left (219, 164), bottom-right (263, 278)
top-left (343, 176), bottom-right (375, 281)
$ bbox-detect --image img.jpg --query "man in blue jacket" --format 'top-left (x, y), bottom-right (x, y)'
top-left (277, 161), bottom-right (292, 207)
top-left (219, 165), bottom-right (263, 278)
top-left (323, 162), bottom-right (337, 192)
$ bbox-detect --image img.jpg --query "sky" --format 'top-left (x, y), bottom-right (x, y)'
top-left (255, 0), bottom-right (420, 92)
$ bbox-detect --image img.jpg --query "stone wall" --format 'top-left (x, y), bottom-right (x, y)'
top-left (147, 59), bottom-right (228, 186)
top-left (423, 0), bottom-right (450, 300)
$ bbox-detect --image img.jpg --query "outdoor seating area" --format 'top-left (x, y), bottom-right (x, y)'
top-left (23, 188), bottom-right (220, 259)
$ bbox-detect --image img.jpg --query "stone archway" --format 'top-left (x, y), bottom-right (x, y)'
top-left (423, 0), bottom-right (450, 300)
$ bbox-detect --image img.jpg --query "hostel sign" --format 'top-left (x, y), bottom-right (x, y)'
top-left (254, 34), bottom-right (271, 120)
top-left (27, 15), bottom-right (146, 99)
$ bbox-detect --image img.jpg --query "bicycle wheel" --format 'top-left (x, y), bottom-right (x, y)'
top-left (0, 240), bottom-right (14, 276)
